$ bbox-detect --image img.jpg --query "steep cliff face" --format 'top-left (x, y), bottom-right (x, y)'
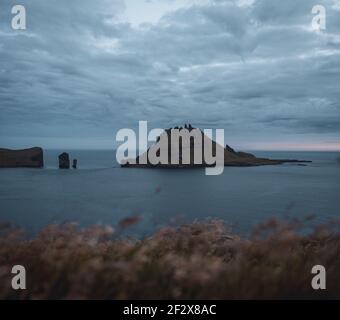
top-left (0, 147), bottom-right (44, 168)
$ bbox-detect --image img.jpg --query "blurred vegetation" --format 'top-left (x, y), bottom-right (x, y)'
top-left (0, 217), bottom-right (339, 300)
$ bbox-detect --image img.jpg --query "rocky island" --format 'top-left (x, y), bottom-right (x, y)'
top-left (122, 125), bottom-right (311, 168)
top-left (0, 147), bottom-right (44, 168)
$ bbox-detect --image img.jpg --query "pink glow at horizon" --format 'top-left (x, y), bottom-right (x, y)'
top-left (244, 142), bottom-right (340, 151)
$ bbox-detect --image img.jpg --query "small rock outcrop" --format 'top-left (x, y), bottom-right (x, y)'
top-left (58, 153), bottom-right (70, 169)
top-left (72, 159), bottom-right (78, 169)
top-left (0, 147), bottom-right (44, 168)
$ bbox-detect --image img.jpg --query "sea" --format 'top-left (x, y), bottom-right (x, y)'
top-left (0, 150), bottom-right (340, 237)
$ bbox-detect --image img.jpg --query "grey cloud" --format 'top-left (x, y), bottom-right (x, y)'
top-left (0, 0), bottom-right (340, 149)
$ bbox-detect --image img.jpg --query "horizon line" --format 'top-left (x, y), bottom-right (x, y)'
top-left (39, 148), bottom-right (340, 152)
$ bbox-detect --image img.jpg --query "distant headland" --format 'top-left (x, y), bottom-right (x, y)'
top-left (0, 147), bottom-right (44, 168)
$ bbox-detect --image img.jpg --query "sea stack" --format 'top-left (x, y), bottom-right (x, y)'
top-left (58, 152), bottom-right (70, 169)
top-left (0, 147), bottom-right (44, 168)
top-left (72, 159), bottom-right (78, 169)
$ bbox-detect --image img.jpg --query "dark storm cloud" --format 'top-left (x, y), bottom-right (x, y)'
top-left (0, 0), bottom-right (340, 149)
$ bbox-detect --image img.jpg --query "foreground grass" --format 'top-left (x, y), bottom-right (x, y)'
top-left (0, 218), bottom-right (340, 300)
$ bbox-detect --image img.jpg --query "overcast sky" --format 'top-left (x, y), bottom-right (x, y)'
top-left (0, 0), bottom-right (340, 150)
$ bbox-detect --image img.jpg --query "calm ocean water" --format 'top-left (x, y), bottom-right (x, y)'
top-left (0, 150), bottom-right (339, 236)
